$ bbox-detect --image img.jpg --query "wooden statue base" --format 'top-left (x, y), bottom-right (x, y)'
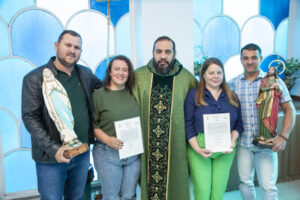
top-left (95, 193), bottom-right (103, 200)
top-left (252, 139), bottom-right (273, 148)
top-left (63, 143), bottom-right (89, 159)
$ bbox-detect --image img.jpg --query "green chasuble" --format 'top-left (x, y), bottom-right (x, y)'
top-left (133, 59), bottom-right (197, 200)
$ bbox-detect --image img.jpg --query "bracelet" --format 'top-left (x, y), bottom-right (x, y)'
top-left (279, 135), bottom-right (288, 141)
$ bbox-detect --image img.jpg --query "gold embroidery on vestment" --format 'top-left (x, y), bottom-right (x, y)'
top-left (154, 100), bottom-right (167, 114)
top-left (153, 125), bottom-right (165, 137)
top-left (152, 171), bottom-right (163, 183)
top-left (151, 193), bottom-right (159, 200)
top-left (152, 148), bottom-right (163, 161)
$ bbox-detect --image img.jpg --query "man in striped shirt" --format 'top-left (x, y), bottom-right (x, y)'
top-left (228, 43), bottom-right (295, 200)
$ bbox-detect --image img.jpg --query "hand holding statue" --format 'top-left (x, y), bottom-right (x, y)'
top-left (55, 146), bottom-right (72, 163)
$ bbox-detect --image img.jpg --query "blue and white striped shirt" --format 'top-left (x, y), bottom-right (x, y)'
top-left (228, 70), bottom-right (291, 147)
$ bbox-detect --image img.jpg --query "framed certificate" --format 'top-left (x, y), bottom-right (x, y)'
top-left (203, 113), bottom-right (232, 152)
top-left (114, 116), bottom-right (144, 159)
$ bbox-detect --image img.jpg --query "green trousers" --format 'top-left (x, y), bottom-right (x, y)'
top-left (187, 134), bottom-right (236, 200)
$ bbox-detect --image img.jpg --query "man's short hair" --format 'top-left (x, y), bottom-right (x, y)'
top-left (240, 43), bottom-right (262, 56)
top-left (152, 36), bottom-right (176, 53)
top-left (57, 30), bottom-right (82, 43)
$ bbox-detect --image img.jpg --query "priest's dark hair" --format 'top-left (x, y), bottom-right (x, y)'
top-left (153, 36), bottom-right (176, 53)
top-left (103, 55), bottom-right (135, 94)
top-left (195, 57), bottom-right (239, 108)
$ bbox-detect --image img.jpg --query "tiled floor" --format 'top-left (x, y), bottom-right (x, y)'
top-left (137, 179), bottom-right (300, 200)
top-left (224, 179), bottom-right (300, 200)
top-left (17, 179), bottom-right (300, 200)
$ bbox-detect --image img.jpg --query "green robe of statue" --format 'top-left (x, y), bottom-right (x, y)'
top-left (133, 59), bottom-right (197, 200)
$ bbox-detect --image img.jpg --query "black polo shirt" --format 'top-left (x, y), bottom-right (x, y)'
top-left (56, 67), bottom-right (89, 144)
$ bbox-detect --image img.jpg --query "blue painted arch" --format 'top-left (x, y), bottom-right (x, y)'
top-left (11, 9), bottom-right (63, 67)
top-left (202, 15), bottom-right (240, 63)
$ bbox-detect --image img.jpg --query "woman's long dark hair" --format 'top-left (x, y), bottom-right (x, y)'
top-left (195, 57), bottom-right (238, 108)
top-left (103, 55), bottom-right (135, 93)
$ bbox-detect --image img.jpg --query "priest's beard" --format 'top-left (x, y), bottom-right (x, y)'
top-left (153, 58), bottom-right (176, 75)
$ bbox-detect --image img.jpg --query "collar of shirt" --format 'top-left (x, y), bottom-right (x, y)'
top-left (240, 70), bottom-right (266, 81)
top-left (204, 87), bottom-right (227, 104)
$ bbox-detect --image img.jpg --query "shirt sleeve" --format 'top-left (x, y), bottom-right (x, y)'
top-left (227, 80), bottom-right (235, 91)
top-left (92, 90), bottom-right (103, 129)
top-left (277, 78), bottom-right (292, 103)
top-left (22, 72), bottom-right (60, 159)
top-left (233, 99), bottom-right (244, 135)
top-left (92, 73), bottom-right (103, 89)
top-left (184, 90), bottom-right (198, 141)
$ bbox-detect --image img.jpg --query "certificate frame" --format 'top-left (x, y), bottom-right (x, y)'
top-left (203, 113), bottom-right (232, 152)
top-left (114, 116), bottom-right (144, 159)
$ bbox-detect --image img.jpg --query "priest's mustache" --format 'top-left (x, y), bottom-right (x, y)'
top-left (158, 59), bottom-right (169, 65)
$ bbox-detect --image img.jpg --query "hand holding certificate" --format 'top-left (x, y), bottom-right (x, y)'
top-left (114, 116), bottom-right (144, 159)
top-left (203, 113), bottom-right (232, 152)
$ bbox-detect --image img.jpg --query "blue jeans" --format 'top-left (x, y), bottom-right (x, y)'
top-left (36, 151), bottom-right (90, 200)
top-left (93, 142), bottom-right (140, 200)
top-left (237, 145), bottom-right (278, 200)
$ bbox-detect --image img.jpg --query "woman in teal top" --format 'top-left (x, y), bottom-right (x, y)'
top-left (92, 55), bottom-right (141, 200)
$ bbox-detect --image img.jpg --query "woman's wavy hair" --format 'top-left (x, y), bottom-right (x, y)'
top-left (103, 55), bottom-right (135, 94)
top-left (195, 57), bottom-right (239, 108)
